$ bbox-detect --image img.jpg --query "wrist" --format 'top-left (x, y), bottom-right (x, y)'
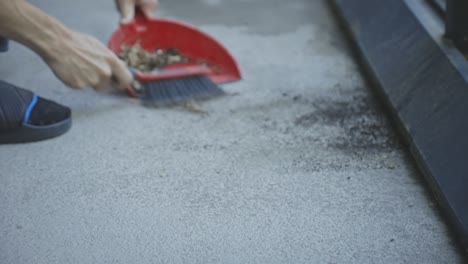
top-left (30, 23), bottom-right (74, 63)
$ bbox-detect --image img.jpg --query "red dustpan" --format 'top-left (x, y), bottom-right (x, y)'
top-left (108, 13), bottom-right (242, 96)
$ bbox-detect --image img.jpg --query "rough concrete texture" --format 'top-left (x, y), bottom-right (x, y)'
top-left (0, 0), bottom-right (466, 263)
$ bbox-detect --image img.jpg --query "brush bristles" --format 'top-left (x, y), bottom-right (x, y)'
top-left (141, 75), bottom-right (225, 107)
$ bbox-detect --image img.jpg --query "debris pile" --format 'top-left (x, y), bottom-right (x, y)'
top-left (119, 43), bottom-right (187, 72)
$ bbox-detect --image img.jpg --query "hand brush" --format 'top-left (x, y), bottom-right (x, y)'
top-left (128, 65), bottom-right (225, 107)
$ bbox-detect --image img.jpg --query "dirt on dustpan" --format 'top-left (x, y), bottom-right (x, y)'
top-left (119, 43), bottom-right (207, 113)
top-left (119, 42), bottom-right (188, 72)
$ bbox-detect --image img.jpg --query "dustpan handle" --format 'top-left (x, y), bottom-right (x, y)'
top-left (118, 7), bottom-right (152, 31)
top-left (133, 7), bottom-right (149, 26)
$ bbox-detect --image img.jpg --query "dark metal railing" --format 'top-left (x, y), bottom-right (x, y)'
top-left (445, 0), bottom-right (468, 52)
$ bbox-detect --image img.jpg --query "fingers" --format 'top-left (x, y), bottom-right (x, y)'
top-left (108, 57), bottom-right (133, 91)
top-left (117, 0), bottom-right (136, 24)
top-left (117, 0), bottom-right (158, 23)
top-left (89, 57), bottom-right (132, 92)
top-left (138, 0), bottom-right (158, 19)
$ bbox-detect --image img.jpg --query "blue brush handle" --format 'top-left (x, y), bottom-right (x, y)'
top-left (128, 67), bottom-right (138, 77)
top-left (0, 37), bottom-right (9, 52)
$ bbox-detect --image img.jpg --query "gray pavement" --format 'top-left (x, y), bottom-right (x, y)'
top-left (0, 0), bottom-right (466, 263)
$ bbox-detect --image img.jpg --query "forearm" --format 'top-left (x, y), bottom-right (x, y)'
top-left (0, 0), bottom-right (132, 90)
top-left (0, 0), bottom-right (72, 60)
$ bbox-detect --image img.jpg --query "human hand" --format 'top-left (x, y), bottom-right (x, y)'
top-left (116, 0), bottom-right (159, 24)
top-left (0, 0), bottom-right (132, 91)
top-left (43, 31), bottom-right (132, 91)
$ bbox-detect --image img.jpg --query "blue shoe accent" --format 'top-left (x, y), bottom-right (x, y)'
top-left (23, 95), bottom-right (38, 124)
top-left (0, 37), bottom-right (9, 52)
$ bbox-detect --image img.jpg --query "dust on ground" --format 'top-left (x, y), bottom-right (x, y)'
top-left (294, 90), bottom-right (402, 155)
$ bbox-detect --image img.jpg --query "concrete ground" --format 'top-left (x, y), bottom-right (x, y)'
top-left (0, 0), bottom-right (466, 263)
